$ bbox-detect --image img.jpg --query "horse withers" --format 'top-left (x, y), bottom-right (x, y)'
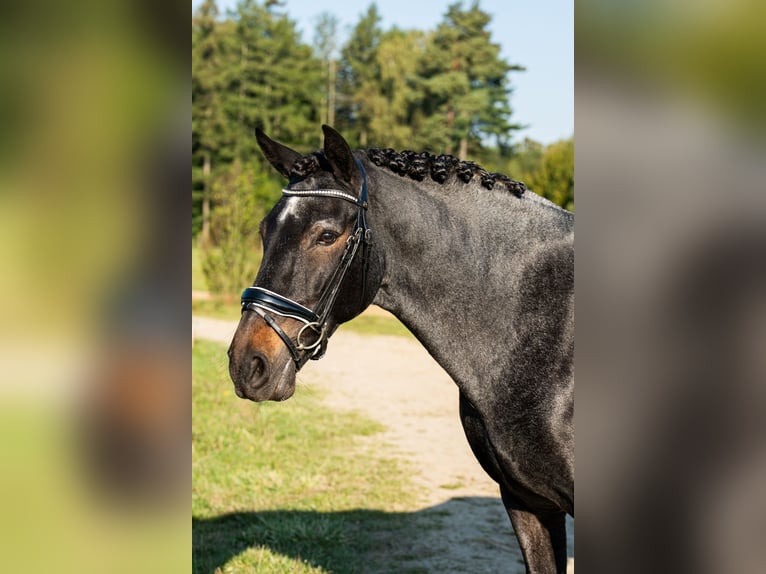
top-left (228, 125), bottom-right (574, 573)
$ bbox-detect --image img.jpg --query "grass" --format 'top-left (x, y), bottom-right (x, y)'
top-left (192, 243), bottom-right (207, 292)
top-left (338, 313), bottom-right (413, 338)
top-left (192, 339), bottom-right (419, 573)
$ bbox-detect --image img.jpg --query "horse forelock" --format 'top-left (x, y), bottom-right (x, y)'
top-left (288, 152), bottom-right (328, 181)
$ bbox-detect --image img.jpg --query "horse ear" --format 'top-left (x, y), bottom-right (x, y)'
top-left (255, 127), bottom-right (301, 179)
top-left (322, 125), bottom-right (357, 184)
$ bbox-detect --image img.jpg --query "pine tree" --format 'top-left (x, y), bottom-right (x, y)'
top-left (231, 0), bottom-right (323, 154)
top-left (192, 0), bottom-right (233, 243)
top-left (201, 159), bottom-right (267, 298)
top-left (369, 28), bottom-right (428, 149)
top-left (420, 1), bottom-right (523, 158)
top-left (337, 5), bottom-right (384, 147)
top-left (314, 13), bottom-right (339, 129)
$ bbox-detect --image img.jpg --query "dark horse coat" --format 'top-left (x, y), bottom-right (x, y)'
top-left (228, 126), bottom-right (574, 573)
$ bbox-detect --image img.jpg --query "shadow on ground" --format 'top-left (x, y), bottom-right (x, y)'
top-left (193, 496), bottom-right (549, 574)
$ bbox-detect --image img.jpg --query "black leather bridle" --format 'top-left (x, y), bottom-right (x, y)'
top-left (241, 158), bottom-right (371, 370)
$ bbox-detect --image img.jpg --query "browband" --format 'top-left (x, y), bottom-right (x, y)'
top-left (281, 188), bottom-right (363, 206)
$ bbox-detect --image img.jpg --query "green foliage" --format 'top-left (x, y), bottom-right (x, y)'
top-left (336, 5), bottom-right (384, 147)
top-left (339, 313), bottom-right (414, 339)
top-left (192, 0), bottom-right (324, 240)
top-left (334, 1), bottom-right (522, 155)
top-left (200, 159), bottom-right (274, 297)
top-left (314, 13), bottom-right (340, 127)
top-left (231, 0), bottom-right (323, 152)
top-left (506, 138), bottom-right (545, 176)
top-left (369, 29), bottom-right (429, 149)
top-left (191, 244), bottom-right (207, 292)
top-left (193, 1), bottom-right (236, 239)
top-left (505, 137), bottom-right (574, 211)
top-left (192, 0), bottom-right (234, 159)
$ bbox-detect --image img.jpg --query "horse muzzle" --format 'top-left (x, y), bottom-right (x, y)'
top-left (227, 313), bottom-right (297, 402)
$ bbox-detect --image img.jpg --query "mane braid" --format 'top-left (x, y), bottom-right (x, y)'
top-left (286, 147), bottom-right (526, 198)
top-left (367, 148), bottom-right (526, 197)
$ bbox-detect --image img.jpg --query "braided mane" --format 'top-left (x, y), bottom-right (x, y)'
top-left (367, 149), bottom-right (526, 197)
top-left (288, 148), bottom-right (526, 198)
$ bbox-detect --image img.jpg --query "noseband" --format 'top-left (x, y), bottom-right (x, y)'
top-left (241, 158), bottom-right (371, 370)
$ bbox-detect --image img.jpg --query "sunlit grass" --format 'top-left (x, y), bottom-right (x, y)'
top-left (192, 340), bottom-right (417, 573)
top-left (339, 313), bottom-right (413, 339)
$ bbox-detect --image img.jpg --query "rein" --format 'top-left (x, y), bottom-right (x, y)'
top-left (240, 158), bottom-right (371, 370)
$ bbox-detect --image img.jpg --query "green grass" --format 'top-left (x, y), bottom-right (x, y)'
top-left (193, 340), bottom-right (419, 573)
top-left (192, 243), bottom-right (207, 292)
top-left (339, 313), bottom-right (413, 338)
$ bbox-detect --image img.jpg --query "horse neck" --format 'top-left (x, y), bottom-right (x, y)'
top-left (368, 164), bottom-right (574, 397)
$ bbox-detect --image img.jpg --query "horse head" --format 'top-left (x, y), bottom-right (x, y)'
top-left (228, 126), bottom-right (380, 402)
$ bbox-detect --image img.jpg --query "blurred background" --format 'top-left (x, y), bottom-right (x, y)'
top-left (0, 0), bottom-right (188, 572)
top-left (575, 1), bottom-right (766, 573)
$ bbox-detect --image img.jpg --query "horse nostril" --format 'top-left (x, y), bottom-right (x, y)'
top-left (251, 354), bottom-right (265, 379)
top-left (248, 353), bottom-right (268, 387)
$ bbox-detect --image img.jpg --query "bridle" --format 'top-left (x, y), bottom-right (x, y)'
top-left (240, 158), bottom-right (371, 370)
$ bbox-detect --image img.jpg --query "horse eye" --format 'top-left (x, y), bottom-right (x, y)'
top-left (317, 231), bottom-right (338, 246)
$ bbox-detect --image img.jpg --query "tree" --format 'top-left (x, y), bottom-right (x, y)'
top-left (369, 28), bottom-right (428, 149)
top-left (525, 138), bottom-right (574, 210)
top-left (337, 4), bottom-right (384, 147)
top-left (504, 137), bottom-right (544, 179)
top-left (200, 159), bottom-right (274, 298)
top-left (192, 0), bottom-right (234, 243)
top-left (314, 13), bottom-right (340, 128)
top-left (231, 0), bottom-right (323, 154)
top-left (419, 1), bottom-right (524, 158)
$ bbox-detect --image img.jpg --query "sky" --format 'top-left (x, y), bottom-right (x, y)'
top-left (192, 0), bottom-right (573, 145)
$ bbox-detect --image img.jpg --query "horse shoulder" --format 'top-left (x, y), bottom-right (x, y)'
top-left (474, 239), bottom-right (575, 512)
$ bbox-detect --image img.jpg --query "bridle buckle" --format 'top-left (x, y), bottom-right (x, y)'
top-left (295, 322), bottom-right (326, 355)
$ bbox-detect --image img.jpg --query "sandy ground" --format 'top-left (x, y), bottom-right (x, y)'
top-left (193, 310), bottom-right (573, 573)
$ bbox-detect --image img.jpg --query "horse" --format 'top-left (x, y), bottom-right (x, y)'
top-left (228, 125), bottom-right (574, 573)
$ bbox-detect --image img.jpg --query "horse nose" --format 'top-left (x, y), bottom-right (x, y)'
top-left (229, 348), bottom-right (270, 397)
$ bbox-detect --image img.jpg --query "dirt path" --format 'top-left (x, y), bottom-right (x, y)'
top-left (193, 313), bottom-right (573, 573)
